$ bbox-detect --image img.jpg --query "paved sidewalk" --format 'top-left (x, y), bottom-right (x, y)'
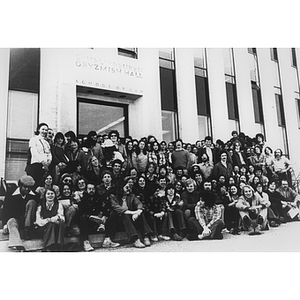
top-left (95, 221), bottom-right (300, 252)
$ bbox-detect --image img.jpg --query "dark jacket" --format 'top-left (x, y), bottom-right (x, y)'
top-left (78, 192), bottom-right (106, 217)
top-left (181, 190), bottom-right (200, 211)
top-left (110, 193), bottom-right (143, 216)
top-left (2, 187), bottom-right (38, 225)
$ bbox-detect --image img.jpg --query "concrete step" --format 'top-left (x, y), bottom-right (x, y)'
top-left (0, 229), bottom-right (128, 252)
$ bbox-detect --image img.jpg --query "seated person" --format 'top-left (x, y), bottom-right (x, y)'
top-left (35, 187), bottom-right (65, 251)
top-left (109, 180), bottom-right (153, 248)
top-left (187, 180), bottom-right (224, 240)
top-left (78, 183), bottom-right (120, 251)
top-left (35, 173), bottom-right (59, 203)
top-left (58, 183), bottom-right (80, 237)
top-left (276, 179), bottom-right (300, 221)
top-left (236, 185), bottom-right (270, 235)
top-left (161, 183), bottom-right (186, 241)
top-left (2, 175), bottom-right (38, 251)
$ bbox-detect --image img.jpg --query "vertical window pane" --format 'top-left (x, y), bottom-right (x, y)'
top-left (9, 48), bottom-right (40, 92)
top-left (296, 98), bottom-right (300, 128)
top-left (226, 82), bottom-right (239, 120)
top-left (223, 48), bottom-right (235, 76)
top-left (162, 110), bottom-right (177, 143)
top-left (195, 76), bottom-right (210, 116)
top-left (275, 94), bottom-right (285, 126)
top-left (270, 48), bottom-right (278, 61)
top-left (291, 48), bottom-right (297, 67)
top-left (252, 83), bottom-right (264, 124)
top-left (160, 67), bottom-right (177, 111)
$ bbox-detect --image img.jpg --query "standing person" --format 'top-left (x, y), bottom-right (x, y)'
top-left (236, 185), bottom-right (270, 235)
top-left (273, 149), bottom-right (293, 186)
top-left (26, 123), bottom-right (52, 188)
top-left (78, 183), bottom-right (120, 251)
top-left (108, 130), bottom-right (126, 159)
top-left (199, 153), bottom-right (214, 180)
top-left (187, 180), bottom-right (224, 240)
top-left (159, 141), bottom-right (169, 167)
top-left (35, 187), bottom-right (65, 251)
top-left (2, 175), bottom-right (38, 251)
top-left (197, 136), bottom-right (215, 164)
top-left (84, 155), bottom-right (102, 185)
top-left (123, 140), bottom-right (134, 173)
top-left (64, 131), bottom-right (77, 154)
top-left (83, 130), bottom-right (104, 166)
top-left (132, 139), bottom-right (149, 174)
top-left (109, 180), bottom-right (153, 248)
top-left (171, 139), bottom-right (191, 170)
top-left (52, 132), bottom-right (68, 184)
top-left (231, 140), bottom-right (247, 169)
top-left (212, 151), bottom-right (233, 182)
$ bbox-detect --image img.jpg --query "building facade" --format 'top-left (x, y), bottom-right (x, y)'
top-left (1, 48), bottom-right (300, 181)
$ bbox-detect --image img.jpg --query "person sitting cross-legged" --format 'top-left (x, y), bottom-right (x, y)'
top-left (187, 180), bottom-right (225, 240)
top-left (236, 184), bottom-right (270, 235)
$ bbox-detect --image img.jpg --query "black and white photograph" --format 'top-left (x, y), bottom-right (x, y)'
top-left (1, 1), bottom-right (299, 299)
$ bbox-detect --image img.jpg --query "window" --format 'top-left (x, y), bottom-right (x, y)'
top-left (291, 48), bottom-right (297, 67)
top-left (159, 48), bottom-right (178, 141)
top-left (9, 48), bottom-right (40, 93)
top-left (251, 82), bottom-right (264, 124)
top-left (270, 48), bottom-right (278, 61)
top-left (117, 48), bottom-right (138, 59)
top-left (5, 91), bottom-right (38, 181)
top-left (248, 48), bottom-right (257, 55)
top-left (77, 99), bottom-right (128, 138)
top-left (296, 98), bottom-right (300, 128)
top-left (162, 111), bottom-right (177, 143)
top-left (226, 82), bottom-right (239, 120)
top-left (275, 93), bottom-right (286, 126)
top-left (223, 49), bottom-right (239, 121)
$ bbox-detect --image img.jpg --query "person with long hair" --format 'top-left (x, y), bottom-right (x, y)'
top-left (236, 185), bottom-right (270, 235)
top-left (85, 155), bottom-right (102, 185)
top-left (123, 140), bottom-right (134, 173)
top-left (109, 179), bottom-right (153, 248)
top-left (35, 173), bottom-right (60, 203)
top-left (26, 123), bottom-right (52, 188)
top-left (161, 183), bottom-right (186, 241)
top-left (35, 187), bottom-right (65, 251)
top-left (132, 139), bottom-right (148, 174)
top-left (52, 132), bottom-right (68, 184)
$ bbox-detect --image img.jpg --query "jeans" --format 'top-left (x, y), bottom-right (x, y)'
top-left (164, 209), bottom-right (186, 235)
top-left (7, 199), bottom-right (37, 248)
top-left (187, 218), bottom-right (225, 240)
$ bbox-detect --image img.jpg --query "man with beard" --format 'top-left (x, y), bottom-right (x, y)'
top-left (199, 153), bottom-right (214, 180)
top-left (186, 180), bottom-right (224, 240)
top-left (83, 130), bottom-right (104, 166)
top-left (78, 182), bottom-right (120, 251)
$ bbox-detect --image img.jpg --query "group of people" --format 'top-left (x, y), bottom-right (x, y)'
top-left (1, 124), bottom-right (300, 252)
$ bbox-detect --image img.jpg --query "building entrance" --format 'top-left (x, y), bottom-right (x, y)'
top-left (77, 98), bottom-right (128, 139)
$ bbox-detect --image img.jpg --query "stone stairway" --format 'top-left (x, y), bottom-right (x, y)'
top-left (0, 229), bottom-right (129, 252)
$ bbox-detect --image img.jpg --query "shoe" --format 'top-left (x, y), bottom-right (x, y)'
top-left (158, 235), bottom-right (171, 241)
top-left (270, 220), bottom-right (279, 227)
top-left (222, 228), bottom-right (230, 233)
top-left (97, 224), bottom-right (105, 232)
top-left (172, 233), bottom-right (183, 241)
top-left (102, 238), bottom-right (120, 248)
top-left (83, 240), bottom-right (94, 252)
top-left (198, 234), bottom-right (204, 240)
top-left (133, 239), bottom-right (145, 248)
top-left (150, 235), bottom-right (158, 242)
top-left (231, 228), bottom-right (240, 235)
top-left (248, 226), bottom-right (256, 235)
top-left (255, 225), bottom-right (262, 235)
top-left (9, 245), bottom-right (26, 251)
top-left (143, 237), bottom-right (151, 247)
top-left (280, 216), bottom-right (287, 224)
